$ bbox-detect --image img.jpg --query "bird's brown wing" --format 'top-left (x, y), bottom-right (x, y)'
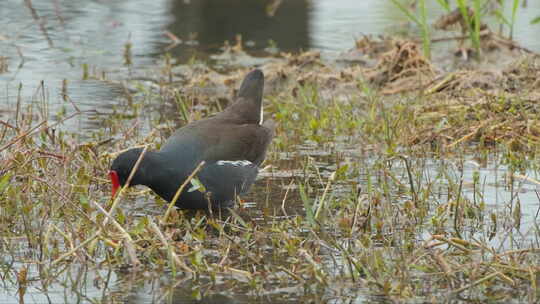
top-left (159, 116), bottom-right (274, 166)
top-left (199, 121), bottom-right (274, 166)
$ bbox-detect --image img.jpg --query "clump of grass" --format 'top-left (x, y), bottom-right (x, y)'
top-left (390, 0), bottom-right (431, 59)
top-left (393, 0), bottom-right (531, 59)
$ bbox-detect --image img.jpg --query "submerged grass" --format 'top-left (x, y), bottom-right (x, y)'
top-left (1, 39), bottom-right (540, 303)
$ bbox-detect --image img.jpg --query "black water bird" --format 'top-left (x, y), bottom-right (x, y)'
top-left (109, 69), bottom-right (274, 209)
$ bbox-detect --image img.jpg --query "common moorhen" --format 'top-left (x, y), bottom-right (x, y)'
top-left (109, 69), bottom-right (274, 209)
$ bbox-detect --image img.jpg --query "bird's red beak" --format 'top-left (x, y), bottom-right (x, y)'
top-left (109, 170), bottom-right (120, 198)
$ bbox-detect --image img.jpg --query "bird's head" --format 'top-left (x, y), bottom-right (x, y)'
top-left (109, 147), bottom-right (146, 198)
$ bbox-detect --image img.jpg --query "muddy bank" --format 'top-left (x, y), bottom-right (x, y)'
top-left (141, 35), bottom-right (539, 155)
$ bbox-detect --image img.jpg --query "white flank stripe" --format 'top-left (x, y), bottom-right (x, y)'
top-left (259, 106), bottom-right (263, 125)
top-left (216, 160), bottom-right (253, 167)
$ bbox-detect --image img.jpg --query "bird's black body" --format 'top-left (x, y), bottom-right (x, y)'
top-left (110, 69), bottom-right (274, 209)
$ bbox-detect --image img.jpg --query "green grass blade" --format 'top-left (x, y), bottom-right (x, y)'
top-left (510, 0), bottom-right (520, 39)
top-left (0, 172), bottom-right (12, 193)
top-left (390, 0), bottom-right (421, 25)
top-left (493, 10), bottom-right (511, 27)
top-left (457, 0), bottom-right (481, 56)
top-left (419, 0), bottom-right (431, 59)
top-left (473, 0), bottom-right (481, 53)
top-left (299, 183), bottom-right (315, 226)
top-left (175, 91), bottom-right (190, 122)
top-left (435, 0), bottom-right (450, 11)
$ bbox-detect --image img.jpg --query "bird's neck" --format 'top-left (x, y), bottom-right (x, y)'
top-left (220, 97), bottom-right (262, 124)
top-left (134, 151), bottom-right (195, 202)
top-left (130, 151), bottom-right (166, 186)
